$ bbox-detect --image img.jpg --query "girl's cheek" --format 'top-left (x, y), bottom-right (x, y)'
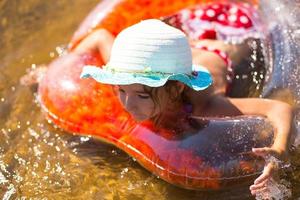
top-left (118, 92), bottom-right (157, 119)
top-left (143, 100), bottom-right (158, 117)
top-left (118, 93), bottom-right (127, 107)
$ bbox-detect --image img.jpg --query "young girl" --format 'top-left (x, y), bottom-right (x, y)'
top-left (80, 19), bottom-right (294, 196)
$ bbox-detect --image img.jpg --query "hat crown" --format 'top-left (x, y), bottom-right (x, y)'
top-left (107, 19), bottom-right (193, 74)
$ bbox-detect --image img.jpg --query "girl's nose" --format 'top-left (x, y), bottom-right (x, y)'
top-left (123, 94), bottom-right (136, 111)
top-left (124, 94), bottom-right (129, 107)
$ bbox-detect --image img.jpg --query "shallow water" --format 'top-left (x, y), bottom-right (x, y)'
top-left (0, 0), bottom-right (300, 199)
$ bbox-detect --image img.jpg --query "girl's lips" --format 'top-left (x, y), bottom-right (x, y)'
top-left (131, 113), bottom-right (146, 121)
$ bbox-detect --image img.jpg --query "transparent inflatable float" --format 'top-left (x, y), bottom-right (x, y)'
top-left (38, 0), bottom-right (300, 190)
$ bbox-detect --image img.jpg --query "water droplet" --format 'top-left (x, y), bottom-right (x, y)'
top-left (260, 74), bottom-right (264, 79)
top-left (55, 163), bottom-right (62, 173)
top-left (55, 46), bottom-right (67, 56)
top-left (80, 136), bottom-right (90, 142)
top-left (55, 146), bottom-right (61, 152)
top-left (242, 75), bottom-right (248, 79)
top-left (49, 52), bottom-right (55, 58)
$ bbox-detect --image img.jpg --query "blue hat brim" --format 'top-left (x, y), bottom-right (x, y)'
top-left (80, 65), bottom-right (212, 91)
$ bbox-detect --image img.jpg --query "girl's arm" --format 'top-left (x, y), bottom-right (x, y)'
top-left (229, 98), bottom-right (293, 157)
top-left (73, 28), bottom-right (115, 63)
top-left (228, 98), bottom-right (294, 195)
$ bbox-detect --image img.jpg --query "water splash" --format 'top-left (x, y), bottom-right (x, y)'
top-left (254, 154), bottom-right (292, 200)
top-left (255, 178), bottom-right (291, 200)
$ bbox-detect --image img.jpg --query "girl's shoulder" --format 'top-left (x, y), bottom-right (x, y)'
top-left (194, 95), bottom-right (243, 117)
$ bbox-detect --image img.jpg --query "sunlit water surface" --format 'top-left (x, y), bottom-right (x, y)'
top-left (0, 0), bottom-right (300, 199)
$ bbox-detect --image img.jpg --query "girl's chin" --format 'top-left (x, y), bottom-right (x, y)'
top-left (131, 114), bottom-right (148, 122)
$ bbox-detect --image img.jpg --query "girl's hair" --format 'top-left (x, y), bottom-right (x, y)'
top-left (142, 81), bottom-right (188, 126)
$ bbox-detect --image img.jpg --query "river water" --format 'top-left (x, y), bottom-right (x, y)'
top-left (0, 0), bottom-right (300, 199)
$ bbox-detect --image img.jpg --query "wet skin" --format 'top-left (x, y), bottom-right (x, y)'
top-left (116, 84), bottom-right (160, 121)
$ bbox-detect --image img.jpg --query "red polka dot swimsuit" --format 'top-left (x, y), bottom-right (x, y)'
top-left (161, 2), bottom-right (263, 91)
top-left (162, 2), bottom-right (262, 43)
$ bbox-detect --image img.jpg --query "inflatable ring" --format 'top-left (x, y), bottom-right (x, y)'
top-left (38, 0), bottom-right (299, 190)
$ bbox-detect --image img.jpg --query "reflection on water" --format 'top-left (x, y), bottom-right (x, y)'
top-left (0, 124), bottom-right (164, 199)
top-left (0, 0), bottom-right (300, 199)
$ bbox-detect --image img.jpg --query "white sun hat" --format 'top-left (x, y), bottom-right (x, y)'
top-left (80, 19), bottom-right (212, 91)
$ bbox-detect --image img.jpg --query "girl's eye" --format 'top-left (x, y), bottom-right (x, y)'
top-left (118, 88), bottom-right (125, 93)
top-left (138, 94), bottom-right (150, 99)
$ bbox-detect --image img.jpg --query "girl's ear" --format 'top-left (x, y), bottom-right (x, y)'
top-left (176, 82), bottom-right (185, 94)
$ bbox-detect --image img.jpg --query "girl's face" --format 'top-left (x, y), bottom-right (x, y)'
top-left (116, 84), bottom-right (166, 121)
